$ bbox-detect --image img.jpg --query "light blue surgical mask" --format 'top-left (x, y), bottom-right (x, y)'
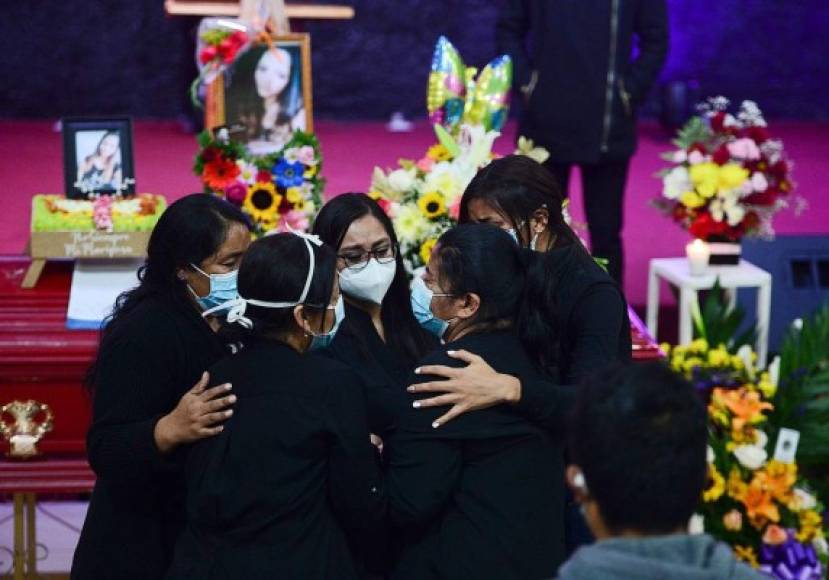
top-left (506, 228), bottom-right (519, 245)
top-left (190, 264), bottom-right (239, 313)
top-left (410, 276), bottom-right (453, 338)
top-left (310, 295), bottom-right (345, 351)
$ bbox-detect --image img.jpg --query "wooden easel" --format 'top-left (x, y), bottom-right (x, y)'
top-left (164, 0), bottom-right (354, 23)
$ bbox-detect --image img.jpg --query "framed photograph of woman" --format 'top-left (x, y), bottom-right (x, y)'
top-left (62, 118), bottom-right (136, 199)
top-left (222, 34), bottom-right (313, 156)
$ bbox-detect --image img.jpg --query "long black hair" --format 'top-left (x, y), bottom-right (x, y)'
top-left (434, 224), bottom-right (559, 378)
top-left (460, 155), bottom-right (581, 250)
top-left (312, 193), bottom-right (436, 367)
top-left (234, 233), bottom-right (337, 339)
top-left (85, 194), bottom-right (251, 391)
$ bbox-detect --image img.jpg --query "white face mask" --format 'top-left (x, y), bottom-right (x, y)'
top-left (338, 259), bottom-right (397, 305)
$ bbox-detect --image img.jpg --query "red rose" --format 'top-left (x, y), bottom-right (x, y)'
top-left (746, 126), bottom-right (770, 143)
top-left (230, 31), bottom-right (248, 47)
top-left (770, 160), bottom-right (789, 179)
top-left (743, 211), bottom-right (760, 232)
top-left (712, 144), bottom-right (731, 165)
top-left (256, 170), bottom-right (272, 183)
top-left (710, 111), bottom-right (727, 133)
top-left (217, 38), bottom-right (236, 64)
top-left (689, 212), bottom-right (729, 241)
top-left (201, 146), bottom-right (220, 163)
top-left (199, 45), bottom-right (217, 64)
top-left (743, 191), bottom-right (777, 206)
top-left (687, 142), bottom-right (708, 155)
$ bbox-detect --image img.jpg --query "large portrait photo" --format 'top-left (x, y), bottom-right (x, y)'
top-left (224, 34), bottom-right (313, 156)
top-left (62, 118), bottom-right (135, 198)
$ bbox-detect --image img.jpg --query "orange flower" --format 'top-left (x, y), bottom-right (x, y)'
top-left (727, 467), bottom-right (748, 502)
top-left (756, 460), bottom-right (796, 503)
top-left (203, 157), bottom-right (241, 190)
top-left (723, 509), bottom-right (743, 532)
top-left (716, 387), bottom-right (772, 432)
top-left (734, 545), bottom-right (759, 568)
top-left (742, 480), bottom-right (780, 529)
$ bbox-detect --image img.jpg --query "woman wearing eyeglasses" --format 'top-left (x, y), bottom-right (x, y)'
top-left (312, 194), bottom-right (437, 440)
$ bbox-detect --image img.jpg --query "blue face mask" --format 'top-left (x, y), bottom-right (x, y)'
top-left (410, 276), bottom-right (452, 338)
top-left (190, 264), bottom-right (239, 313)
top-left (310, 295), bottom-right (345, 351)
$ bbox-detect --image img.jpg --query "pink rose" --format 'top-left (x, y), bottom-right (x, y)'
top-left (687, 150), bottom-right (706, 165)
top-left (278, 209), bottom-right (310, 233)
top-left (762, 525), bottom-right (788, 546)
top-left (416, 157), bottom-right (435, 172)
top-left (449, 197), bottom-right (462, 220)
top-left (727, 138), bottom-right (761, 161)
top-left (298, 146), bottom-right (317, 166)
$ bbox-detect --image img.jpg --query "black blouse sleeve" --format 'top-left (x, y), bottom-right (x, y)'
top-left (324, 370), bottom-right (387, 562)
top-left (385, 378), bottom-right (463, 528)
top-left (496, 0), bottom-right (532, 87)
top-left (86, 335), bottom-right (180, 483)
top-left (564, 284), bottom-right (628, 384)
top-left (512, 379), bottom-right (576, 436)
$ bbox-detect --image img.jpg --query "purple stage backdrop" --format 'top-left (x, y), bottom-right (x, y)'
top-left (2, 0), bottom-right (828, 120)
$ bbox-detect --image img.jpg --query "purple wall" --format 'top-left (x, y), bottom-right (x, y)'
top-left (2, 0), bottom-right (828, 120)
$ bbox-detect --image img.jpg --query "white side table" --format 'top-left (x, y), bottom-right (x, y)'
top-left (646, 258), bottom-right (772, 366)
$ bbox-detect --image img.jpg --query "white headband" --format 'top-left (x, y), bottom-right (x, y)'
top-left (202, 230), bottom-right (324, 329)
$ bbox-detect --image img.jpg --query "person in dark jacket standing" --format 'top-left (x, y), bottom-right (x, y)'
top-left (497, 0), bottom-right (669, 284)
top-left (167, 232), bottom-right (385, 580)
top-left (71, 195), bottom-right (250, 580)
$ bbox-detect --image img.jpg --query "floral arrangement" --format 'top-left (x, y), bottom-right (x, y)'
top-left (665, 340), bottom-right (827, 578)
top-left (655, 97), bottom-right (796, 242)
top-left (32, 194), bottom-right (165, 233)
top-left (369, 126), bottom-right (548, 272)
top-left (191, 18), bottom-right (251, 103)
top-left (194, 128), bottom-right (324, 236)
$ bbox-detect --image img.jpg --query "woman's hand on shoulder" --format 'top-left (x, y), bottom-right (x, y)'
top-left (407, 350), bottom-right (522, 428)
top-left (153, 372), bottom-right (236, 454)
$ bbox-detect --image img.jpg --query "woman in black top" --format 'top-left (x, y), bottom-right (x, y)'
top-left (71, 195), bottom-right (251, 579)
top-left (409, 155), bottom-right (631, 430)
top-left (312, 193), bottom-right (437, 437)
top-left (387, 224), bottom-right (565, 580)
top-left (167, 232), bottom-right (385, 579)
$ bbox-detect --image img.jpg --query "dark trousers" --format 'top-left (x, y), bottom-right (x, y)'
top-left (545, 159), bottom-right (630, 286)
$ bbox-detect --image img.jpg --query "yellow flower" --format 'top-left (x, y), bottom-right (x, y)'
top-left (660, 343), bottom-right (672, 356)
top-left (708, 346), bottom-right (730, 367)
top-left (680, 191), bottom-right (706, 209)
top-left (689, 338), bottom-right (709, 353)
top-left (286, 187), bottom-right (303, 205)
top-left (420, 238), bottom-right (438, 264)
top-left (683, 357), bottom-right (704, 374)
top-left (418, 192), bottom-right (447, 219)
top-left (756, 460), bottom-right (797, 503)
top-left (796, 510), bottom-right (823, 542)
top-left (427, 143), bottom-right (452, 162)
top-left (243, 182), bottom-right (281, 224)
top-left (719, 163), bottom-right (750, 191)
top-left (703, 464), bottom-right (726, 502)
top-left (304, 166), bottom-right (318, 179)
top-left (395, 204), bottom-right (430, 244)
top-left (734, 545), bottom-right (759, 568)
top-left (689, 162), bottom-right (720, 197)
top-left (727, 467), bottom-right (748, 501)
top-left (368, 190), bottom-right (383, 200)
top-left (757, 372), bottom-right (776, 399)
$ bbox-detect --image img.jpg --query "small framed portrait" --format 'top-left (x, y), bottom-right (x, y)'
top-left (222, 33), bottom-right (313, 156)
top-left (62, 118), bottom-right (136, 199)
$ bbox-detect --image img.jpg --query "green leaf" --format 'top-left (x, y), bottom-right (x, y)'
top-left (433, 124), bottom-right (461, 158)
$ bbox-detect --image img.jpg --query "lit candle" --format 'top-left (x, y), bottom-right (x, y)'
top-left (686, 239), bottom-right (710, 276)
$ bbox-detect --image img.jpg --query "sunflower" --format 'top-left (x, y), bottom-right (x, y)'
top-left (243, 182), bottom-right (281, 224)
top-left (418, 192), bottom-right (447, 219)
top-left (420, 238), bottom-right (438, 265)
top-left (203, 156), bottom-right (241, 190)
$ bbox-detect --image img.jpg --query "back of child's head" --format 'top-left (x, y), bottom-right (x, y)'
top-left (569, 362), bottom-right (708, 535)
